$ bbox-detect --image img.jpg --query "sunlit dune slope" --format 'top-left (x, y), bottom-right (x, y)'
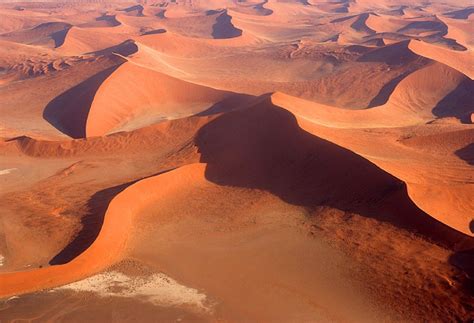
top-left (0, 0), bottom-right (473, 321)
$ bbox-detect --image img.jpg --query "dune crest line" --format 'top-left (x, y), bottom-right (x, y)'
top-left (0, 164), bottom-right (204, 298)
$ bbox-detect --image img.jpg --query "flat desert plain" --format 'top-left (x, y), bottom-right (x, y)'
top-left (0, 0), bottom-right (473, 321)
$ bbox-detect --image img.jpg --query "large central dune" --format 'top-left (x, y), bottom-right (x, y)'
top-left (0, 0), bottom-right (473, 321)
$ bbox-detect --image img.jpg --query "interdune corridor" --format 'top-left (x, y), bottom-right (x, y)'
top-left (0, 0), bottom-right (473, 322)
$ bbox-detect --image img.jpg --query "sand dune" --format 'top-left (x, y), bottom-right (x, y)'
top-left (85, 62), bottom-right (250, 137)
top-left (0, 22), bottom-right (72, 48)
top-left (409, 39), bottom-right (474, 78)
top-left (1, 0), bottom-right (473, 321)
top-left (443, 7), bottom-right (474, 19)
top-left (79, 14), bottom-right (121, 28)
top-left (271, 92), bottom-right (474, 234)
top-left (57, 26), bottom-right (133, 55)
top-left (2, 103), bottom-right (472, 319)
top-left (159, 9), bottom-right (242, 39)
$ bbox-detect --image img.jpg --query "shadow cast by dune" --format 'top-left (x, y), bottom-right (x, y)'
top-left (212, 11), bottom-right (242, 39)
top-left (367, 71), bottom-right (412, 107)
top-left (443, 7), bottom-right (474, 20)
top-left (96, 15), bottom-right (121, 27)
top-left (51, 27), bottom-right (71, 48)
top-left (455, 143), bottom-right (474, 165)
top-left (358, 41), bottom-right (422, 65)
top-left (87, 40), bottom-right (138, 57)
top-left (43, 65), bottom-right (123, 138)
top-left (120, 5), bottom-right (144, 17)
top-left (195, 100), bottom-right (473, 249)
top-left (448, 245), bottom-right (474, 300)
top-left (49, 182), bottom-right (133, 265)
top-left (49, 168), bottom-right (176, 265)
top-left (397, 20), bottom-right (447, 37)
top-left (253, 1), bottom-right (273, 16)
top-left (195, 94), bottom-right (256, 116)
top-left (142, 29), bottom-right (166, 36)
top-left (432, 79), bottom-right (474, 123)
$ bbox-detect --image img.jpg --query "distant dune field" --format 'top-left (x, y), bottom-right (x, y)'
top-left (0, 0), bottom-right (473, 322)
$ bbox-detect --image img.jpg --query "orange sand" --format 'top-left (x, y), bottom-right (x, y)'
top-left (0, 0), bottom-right (473, 321)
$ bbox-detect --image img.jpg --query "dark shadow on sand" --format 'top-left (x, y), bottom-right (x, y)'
top-left (432, 79), bottom-right (474, 123)
top-left (49, 168), bottom-right (176, 265)
top-left (43, 64), bottom-right (123, 138)
top-left (212, 11), bottom-right (242, 39)
top-left (455, 143), bottom-right (474, 165)
top-left (195, 98), bottom-right (473, 249)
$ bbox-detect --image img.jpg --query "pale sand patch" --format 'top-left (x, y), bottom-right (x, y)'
top-left (0, 168), bottom-right (17, 175)
top-left (0, 254), bottom-right (4, 266)
top-left (51, 271), bottom-right (212, 313)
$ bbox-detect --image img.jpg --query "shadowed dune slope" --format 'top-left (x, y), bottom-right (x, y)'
top-left (86, 62), bottom-right (251, 137)
top-left (409, 40), bottom-right (474, 79)
top-left (1, 102), bottom-right (471, 298)
top-left (0, 22), bottom-right (72, 48)
top-left (41, 50), bottom-right (251, 138)
top-left (79, 14), bottom-right (122, 28)
top-left (160, 9), bottom-right (242, 39)
top-left (273, 60), bottom-right (472, 128)
top-left (387, 61), bottom-right (473, 121)
top-left (43, 64), bottom-right (125, 139)
top-left (57, 26), bottom-right (133, 55)
top-left (1, 0), bottom-right (473, 319)
top-left (195, 101), bottom-right (471, 243)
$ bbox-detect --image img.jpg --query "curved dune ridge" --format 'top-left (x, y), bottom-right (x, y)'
top-left (85, 62), bottom-right (249, 137)
top-left (0, 107), bottom-right (470, 296)
top-left (0, 22), bottom-right (72, 48)
top-left (56, 25), bottom-right (133, 55)
top-left (42, 48), bottom-right (252, 138)
top-left (0, 0), bottom-right (473, 321)
top-left (0, 164), bottom-right (202, 298)
top-left (78, 14), bottom-right (122, 28)
top-left (272, 58), bottom-right (473, 128)
top-left (408, 39), bottom-right (474, 79)
top-left (271, 92), bottom-right (474, 234)
top-left (160, 9), bottom-right (242, 39)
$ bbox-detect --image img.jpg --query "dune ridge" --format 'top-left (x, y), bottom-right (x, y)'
top-left (1, 0), bottom-right (473, 321)
top-left (0, 162), bottom-right (203, 298)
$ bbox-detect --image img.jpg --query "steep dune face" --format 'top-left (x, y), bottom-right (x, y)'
top-left (1, 103), bottom-right (468, 295)
top-left (0, 22), bottom-right (72, 48)
top-left (273, 58), bottom-right (471, 127)
top-left (57, 25), bottom-right (135, 55)
top-left (43, 65), bottom-right (125, 139)
top-left (40, 55), bottom-right (240, 139)
top-left (159, 9), bottom-right (242, 39)
top-left (330, 13), bottom-right (376, 35)
top-left (387, 61), bottom-right (472, 120)
top-left (0, 164), bottom-right (186, 297)
top-left (119, 5), bottom-right (145, 17)
top-left (79, 14), bottom-right (121, 28)
top-left (408, 39), bottom-right (474, 79)
top-left (271, 80), bottom-right (474, 235)
top-left (85, 62), bottom-right (248, 137)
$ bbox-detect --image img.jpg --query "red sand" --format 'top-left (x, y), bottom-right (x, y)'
top-left (0, 0), bottom-right (473, 321)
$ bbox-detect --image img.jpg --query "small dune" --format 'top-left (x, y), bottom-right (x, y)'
top-left (0, 22), bottom-right (72, 48)
top-left (79, 15), bottom-right (121, 28)
top-left (408, 39), bottom-right (474, 78)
